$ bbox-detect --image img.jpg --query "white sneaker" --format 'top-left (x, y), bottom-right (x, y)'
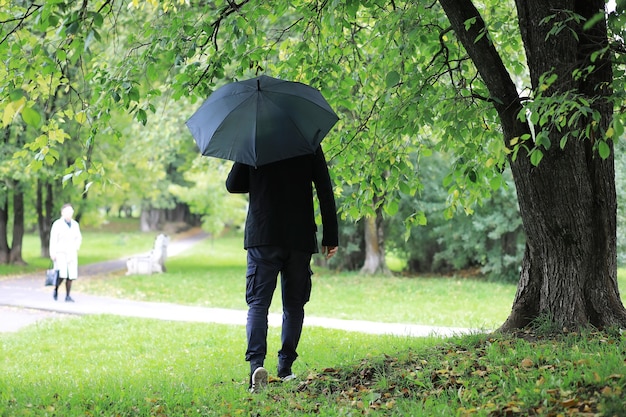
top-left (249, 367), bottom-right (268, 393)
top-left (281, 373), bottom-right (296, 382)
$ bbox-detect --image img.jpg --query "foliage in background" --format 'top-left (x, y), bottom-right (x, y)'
top-left (169, 158), bottom-right (247, 236)
top-left (326, 150), bottom-right (526, 280)
top-left (1, 1), bottom-right (625, 273)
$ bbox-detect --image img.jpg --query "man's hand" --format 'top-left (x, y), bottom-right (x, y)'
top-left (322, 246), bottom-right (338, 259)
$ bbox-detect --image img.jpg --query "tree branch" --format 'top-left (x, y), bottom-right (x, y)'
top-left (438, 0), bottom-right (527, 145)
top-left (0, 3), bottom-right (42, 46)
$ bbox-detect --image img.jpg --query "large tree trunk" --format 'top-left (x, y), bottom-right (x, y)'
top-left (439, 0), bottom-right (626, 330)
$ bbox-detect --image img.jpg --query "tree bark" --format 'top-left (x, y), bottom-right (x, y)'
top-left (439, 0), bottom-right (626, 330)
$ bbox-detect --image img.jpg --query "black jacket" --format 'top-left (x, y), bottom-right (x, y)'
top-left (226, 147), bottom-right (338, 253)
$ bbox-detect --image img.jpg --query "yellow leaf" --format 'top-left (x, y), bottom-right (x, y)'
top-left (75, 111), bottom-right (87, 124)
top-left (2, 97), bottom-right (26, 127)
top-left (2, 101), bottom-right (16, 126)
top-left (606, 126), bottom-right (614, 138)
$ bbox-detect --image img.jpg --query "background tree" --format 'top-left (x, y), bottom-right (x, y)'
top-left (169, 158), bottom-right (247, 237)
top-left (386, 153), bottom-right (525, 280)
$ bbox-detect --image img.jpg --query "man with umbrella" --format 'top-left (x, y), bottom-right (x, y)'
top-left (226, 145), bottom-right (338, 393)
top-left (187, 75), bottom-right (340, 392)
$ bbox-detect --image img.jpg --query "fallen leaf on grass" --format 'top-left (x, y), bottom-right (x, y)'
top-left (560, 397), bottom-right (579, 407)
top-left (520, 358), bottom-right (534, 368)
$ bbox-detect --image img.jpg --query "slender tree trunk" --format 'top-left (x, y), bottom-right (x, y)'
top-left (140, 205), bottom-right (163, 232)
top-left (0, 191), bottom-right (9, 264)
top-left (37, 180), bottom-right (54, 258)
top-left (0, 127), bottom-right (10, 264)
top-left (360, 205), bottom-right (390, 275)
top-left (9, 183), bottom-right (25, 265)
top-left (439, 0), bottom-right (626, 330)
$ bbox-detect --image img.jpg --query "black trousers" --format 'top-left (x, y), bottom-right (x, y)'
top-left (245, 246), bottom-right (313, 370)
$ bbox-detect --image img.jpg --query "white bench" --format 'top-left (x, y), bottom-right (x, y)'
top-left (126, 233), bottom-right (170, 275)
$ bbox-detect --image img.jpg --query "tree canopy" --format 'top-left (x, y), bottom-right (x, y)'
top-left (2, 0), bottom-right (625, 330)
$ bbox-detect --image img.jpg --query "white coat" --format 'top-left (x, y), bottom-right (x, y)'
top-left (49, 218), bottom-right (82, 279)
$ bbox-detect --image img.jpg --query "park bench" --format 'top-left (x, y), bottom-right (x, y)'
top-left (126, 233), bottom-right (169, 275)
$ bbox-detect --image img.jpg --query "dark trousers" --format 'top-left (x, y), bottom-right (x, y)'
top-left (245, 246), bottom-right (312, 371)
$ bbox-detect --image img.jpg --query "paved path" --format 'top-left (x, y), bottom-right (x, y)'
top-left (0, 230), bottom-right (476, 338)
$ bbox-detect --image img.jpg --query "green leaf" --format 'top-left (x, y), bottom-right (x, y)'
top-left (463, 17), bottom-right (477, 31)
top-left (613, 118), bottom-right (624, 137)
top-left (9, 89), bottom-right (26, 101)
top-left (21, 107), bottom-right (41, 127)
top-left (583, 12), bottom-right (605, 31)
top-left (128, 87), bottom-right (140, 102)
top-left (530, 149), bottom-right (544, 166)
top-left (598, 141), bottom-right (610, 159)
top-left (346, 0), bottom-right (359, 19)
top-left (385, 71), bottom-right (400, 88)
top-left (489, 176), bottom-right (502, 190)
top-left (136, 109), bottom-right (148, 126)
top-left (385, 200), bottom-right (399, 217)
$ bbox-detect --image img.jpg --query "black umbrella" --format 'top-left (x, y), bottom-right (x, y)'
top-left (186, 75), bottom-right (339, 167)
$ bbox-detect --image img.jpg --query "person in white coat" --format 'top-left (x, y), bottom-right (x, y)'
top-left (49, 203), bottom-right (82, 302)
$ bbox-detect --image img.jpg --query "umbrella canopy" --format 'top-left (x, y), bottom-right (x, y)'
top-left (186, 75), bottom-right (339, 167)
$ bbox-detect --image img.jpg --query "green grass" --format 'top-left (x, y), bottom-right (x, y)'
top-left (76, 234), bottom-right (626, 329)
top-left (1, 317), bottom-right (624, 416)
top-left (76, 235), bottom-right (516, 329)
top-left (0, 315), bottom-right (437, 416)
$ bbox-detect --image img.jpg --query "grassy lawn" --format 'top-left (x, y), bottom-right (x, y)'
top-left (1, 221), bottom-right (625, 415)
top-left (74, 234), bottom-right (517, 329)
top-left (1, 316), bottom-right (624, 416)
